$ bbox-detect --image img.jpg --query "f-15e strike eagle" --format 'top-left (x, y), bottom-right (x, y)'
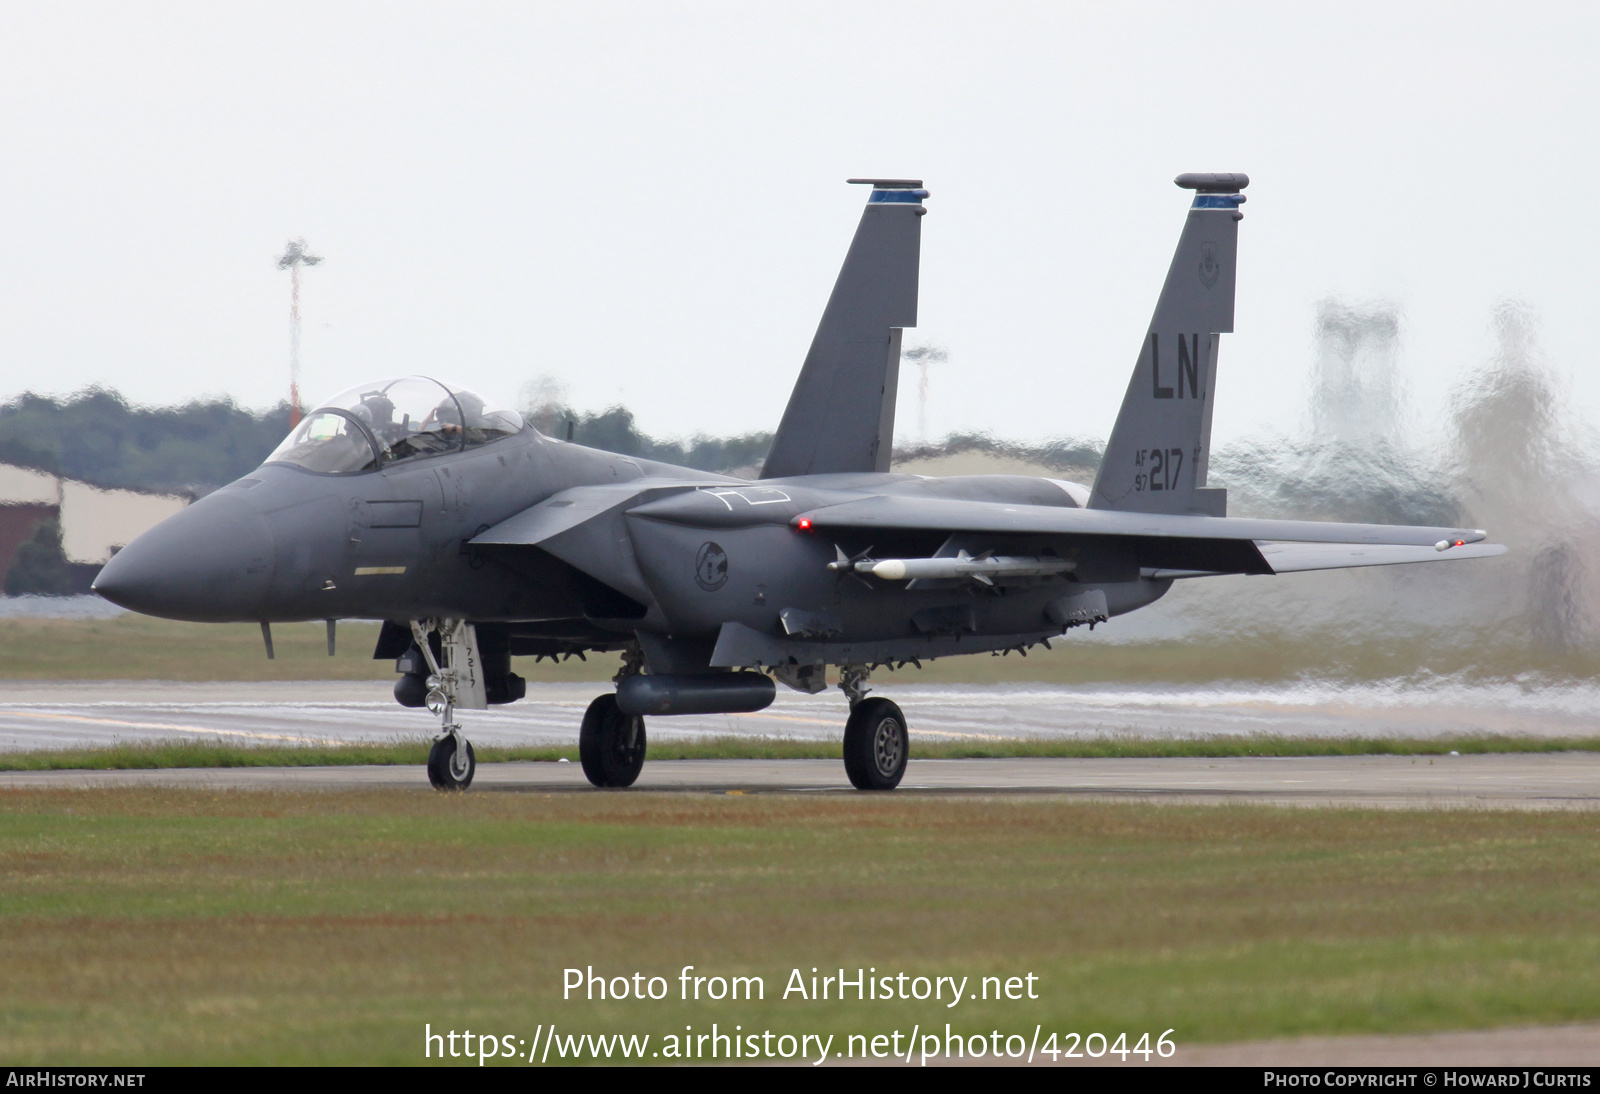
top-left (93, 174), bottom-right (1505, 791)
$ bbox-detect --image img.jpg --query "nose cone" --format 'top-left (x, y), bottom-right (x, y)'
top-left (92, 493), bottom-right (275, 621)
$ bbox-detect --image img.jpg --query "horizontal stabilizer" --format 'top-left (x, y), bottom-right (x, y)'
top-left (1258, 541), bottom-right (1507, 574)
top-left (1150, 541), bottom-right (1508, 579)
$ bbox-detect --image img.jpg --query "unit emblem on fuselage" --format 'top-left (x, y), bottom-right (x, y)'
top-left (695, 542), bottom-right (729, 591)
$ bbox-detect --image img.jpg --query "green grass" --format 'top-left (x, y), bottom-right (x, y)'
top-left (7, 614), bottom-right (1599, 684)
top-left (0, 789), bottom-right (1597, 1063)
top-left (0, 615), bottom-right (612, 682)
top-left (2, 733), bottom-right (1596, 771)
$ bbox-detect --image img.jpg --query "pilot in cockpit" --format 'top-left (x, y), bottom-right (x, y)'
top-left (452, 390), bottom-right (490, 444)
top-left (350, 391), bottom-right (401, 453)
top-left (425, 394), bottom-right (464, 445)
top-left (263, 376), bottom-right (525, 474)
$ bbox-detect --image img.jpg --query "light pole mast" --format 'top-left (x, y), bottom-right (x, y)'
top-left (901, 343), bottom-right (948, 441)
top-left (275, 238), bottom-right (323, 428)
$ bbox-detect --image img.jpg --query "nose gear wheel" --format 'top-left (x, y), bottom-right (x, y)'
top-left (426, 735), bottom-right (475, 790)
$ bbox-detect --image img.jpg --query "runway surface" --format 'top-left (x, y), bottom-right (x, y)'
top-left (3, 753), bottom-right (1597, 808)
top-left (1, 678), bottom-right (1596, 752)
top-left (2, 678), bottom-right (1596, 806)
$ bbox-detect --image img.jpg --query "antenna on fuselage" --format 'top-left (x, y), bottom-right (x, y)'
top-left (275, 238), bottom-right (323, 428)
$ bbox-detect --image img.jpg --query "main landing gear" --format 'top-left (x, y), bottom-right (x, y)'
top-left (571, 657), bottom-right (906, 791)
top-left (838, 665), bottom-right (907, 791)
top-left (579, 646), bottom-right (647, 788)
top-left (579, 694), bottom-right (647, 788)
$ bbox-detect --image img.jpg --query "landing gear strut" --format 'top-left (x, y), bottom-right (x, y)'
top-left (838, 664), bottom-right (908, 790)
top-left (838, 664), bottom-right (872, 708)
top-left (412, 619), bottom-right (482, 791)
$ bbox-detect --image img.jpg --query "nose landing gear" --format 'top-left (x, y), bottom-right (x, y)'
top-left (412, 619), bottom-right (485, 791)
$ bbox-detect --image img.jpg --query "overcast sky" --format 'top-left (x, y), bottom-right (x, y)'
top-left (2, 2), bottom-right (1597, 448)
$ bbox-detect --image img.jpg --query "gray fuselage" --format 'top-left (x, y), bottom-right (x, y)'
top-left (92, 427), bottom-right (1169, 670)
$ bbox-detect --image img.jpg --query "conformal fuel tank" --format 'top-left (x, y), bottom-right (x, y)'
top-left (615, 672), bottom-right (777, 716)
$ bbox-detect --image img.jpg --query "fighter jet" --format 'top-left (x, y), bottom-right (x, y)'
top-left (92, 174), bottom-right (1506, 792)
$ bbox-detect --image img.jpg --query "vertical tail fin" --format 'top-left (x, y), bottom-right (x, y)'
top-left (760, 179), bottom-right (925, 479)
top-left (1088, 173), bottom-right (1248, 516)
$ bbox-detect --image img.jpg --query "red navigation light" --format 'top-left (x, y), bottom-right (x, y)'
top-left (797, 518), bottom-right (813, 531)
top-left (1454, 539), bottom-right (1465, 547)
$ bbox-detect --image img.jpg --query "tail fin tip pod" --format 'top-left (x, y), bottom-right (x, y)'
top-left (760, 179), bottom-right (928, 479)
top-left (1088, 173), bottom-right (1249, 516)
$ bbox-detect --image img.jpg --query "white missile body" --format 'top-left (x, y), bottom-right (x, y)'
top-left (828, 550), bottom-right (1074, 584)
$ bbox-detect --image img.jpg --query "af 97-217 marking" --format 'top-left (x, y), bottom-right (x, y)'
top-left (1134, 447), bottom-right (1185, 492)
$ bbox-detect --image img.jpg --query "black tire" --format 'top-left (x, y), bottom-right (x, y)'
top-left (579, 693), bottom-right (647, 788)
top-left (427, 735), bottom-right (475, 791)
top-left (842, 697), bottom-right (908, 790)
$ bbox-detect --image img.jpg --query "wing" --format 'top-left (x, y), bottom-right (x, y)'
top-left (797, 494), bottom-right (1486, 547)
top-left (793, 495), bottom-right (1501, 575)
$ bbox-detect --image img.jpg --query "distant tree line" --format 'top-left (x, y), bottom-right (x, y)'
top-left (526, 405), bottom-right (1107, 478)
top-left (3, 521), bottom-right (91, 596)
top-left (0, 389), bottom-right (776, 496)
top-left (892, 432), bottom-right (1104, 474)
top-left (0, 387), bottom-right (1104, 501)
top-left (523, 402), bottom-right (776, 476)
top-left (0, 389), bottom-right (296, 496)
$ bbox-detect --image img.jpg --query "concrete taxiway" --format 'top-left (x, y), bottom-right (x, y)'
top-left (2, 678), bottom-right (1597, 752)
top-left (3, 678), bottom-right (1596, 807)
top-left (3, 753), bottom-right (1597, 809)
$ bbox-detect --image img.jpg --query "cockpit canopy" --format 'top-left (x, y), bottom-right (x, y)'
top-left (265, 376), bottom-right (525, 474)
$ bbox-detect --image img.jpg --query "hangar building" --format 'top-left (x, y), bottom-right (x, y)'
top-left (0, 464), bottom-right (189, 594)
